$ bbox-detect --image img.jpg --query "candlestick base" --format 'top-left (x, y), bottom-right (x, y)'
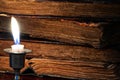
top-left (4, 48), bottom-right (31, 80)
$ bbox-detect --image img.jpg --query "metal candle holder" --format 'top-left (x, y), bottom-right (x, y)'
top-left (4, 48), bottom-right (31, 80)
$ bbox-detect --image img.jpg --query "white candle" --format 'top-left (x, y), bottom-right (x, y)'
top-left (10, 17), bottom-right (24, 53)
top-left (11, 44), bottom-right (24, 53)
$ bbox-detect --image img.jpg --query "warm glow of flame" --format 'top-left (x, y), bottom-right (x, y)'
top-left (11, 17), bottom-right (20, 44)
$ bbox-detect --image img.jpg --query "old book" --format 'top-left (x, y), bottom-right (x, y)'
top-left (0, 0), bottom-right (120, 18)
top-left (27, 58), bottom-right (120, 80)
top-left (0, 16), bottom-right (120, 48)
top-left (0, 57), bottom-right (119, 80)
top-left (0, 39), bottom-right (120, 62)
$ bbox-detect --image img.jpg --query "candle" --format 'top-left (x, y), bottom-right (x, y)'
top-left (11, 16), bottom-right (24, 53)
top-left (11, 44), bottom-right (24, 52)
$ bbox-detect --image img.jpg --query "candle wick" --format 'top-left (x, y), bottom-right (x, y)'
top-left (16, 43), bottom-right (20, 45)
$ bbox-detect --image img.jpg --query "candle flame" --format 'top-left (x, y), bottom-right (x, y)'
top-left (11, 17), bottom-right (20, 44)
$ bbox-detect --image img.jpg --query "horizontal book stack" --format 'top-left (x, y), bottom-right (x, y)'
top-left (0, 0), bottom-right (120, 80)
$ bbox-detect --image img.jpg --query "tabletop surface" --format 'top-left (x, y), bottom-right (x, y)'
top-left (0, 73), bottom-right (79, 80)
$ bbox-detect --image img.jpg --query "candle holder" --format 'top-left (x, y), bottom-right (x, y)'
top-left (4, 48), bottom-right (31, 80)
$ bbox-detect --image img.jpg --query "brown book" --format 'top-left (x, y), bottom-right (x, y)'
top-left (0, 39), bottom-right (120, 62)
top-left (0, 0), bottom-right (120, 18)
top-left (0, 16), bottom-right (120, 48)
top-left (28, 58), bottom-right (120, 80)
top-left (0, 56), bottom-right (119, 80)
